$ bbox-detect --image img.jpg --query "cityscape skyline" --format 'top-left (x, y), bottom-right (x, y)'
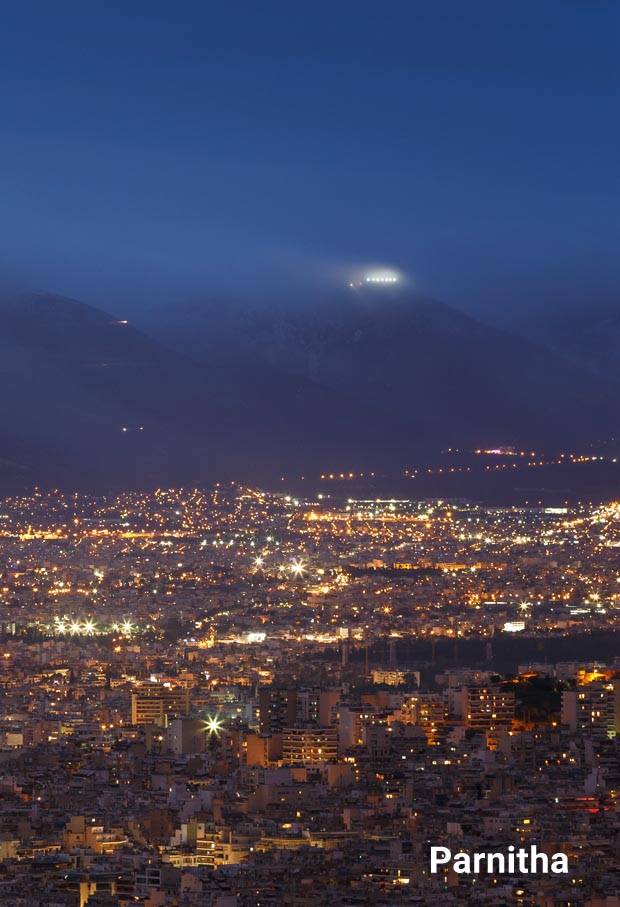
top-left (1, 4), bottom-right (619, 905)
top-left (0, 484), bottom-right (619, 904)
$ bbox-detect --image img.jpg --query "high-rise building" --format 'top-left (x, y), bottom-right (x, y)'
top-left (399, 692), bottom-right (447, 742)
top-left (258, 687), bottom-right (298, 735)
top-left (462, 684), bottom-right (515, 739)
top-left (282, 725), bottom-right (338, 764)
top-left (168, 717), bottom-right (208, 754)
top-left (131, 684), bottom-right (190, 728)
top-left (561, 683), bottom-right (619, 737)
top-left (295, 688), bottom-right (340, 725)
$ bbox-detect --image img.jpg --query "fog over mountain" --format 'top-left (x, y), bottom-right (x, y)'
top-left (0, 285), bottom-right (615, 493)
top-left (0, 292), bottom-right (408, 491)
top-left (142, 282), bottom-right (615, 443)
top-left (518, 303), bottom-right (620, 389)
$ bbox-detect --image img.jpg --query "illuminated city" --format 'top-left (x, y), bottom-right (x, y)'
top-left (0, 481), bottom-right (618, 902)
top-left (2, 2), bottom-right (619, 905)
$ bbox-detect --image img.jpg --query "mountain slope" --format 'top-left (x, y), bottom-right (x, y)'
top-left (142, 284), bottom-right (616, 450)
top-left (0, 293), bottom-right (413, 490)
top-left (529, 303), bottom-right (620, 389)
top-left (0, 287), bottom-right (616, 492)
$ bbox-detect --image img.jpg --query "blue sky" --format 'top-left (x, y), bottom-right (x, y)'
top-left (1, 0), bottom-right (618, 325)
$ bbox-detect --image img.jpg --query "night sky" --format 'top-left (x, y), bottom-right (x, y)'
top-left (1, 0), bottom-right (618, 326)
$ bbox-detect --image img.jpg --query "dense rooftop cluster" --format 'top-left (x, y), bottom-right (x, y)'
top-left (0, 487), bottom-right (620, 905)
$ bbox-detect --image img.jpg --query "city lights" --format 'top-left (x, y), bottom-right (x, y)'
top-left (290, 559), bottom-right (306, 577)
top-left (204, 715), bottom-right (224, 735)
top-left (2, 6), bottom-right (617, 900)
top-left (1, 481), bottom-right (619, 899)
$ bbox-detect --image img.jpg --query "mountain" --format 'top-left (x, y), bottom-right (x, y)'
top-left (141, 283), bottom-right (616, 451)
top-left (527, 303), bottom-right (620, 389)
top-left (0, 287), bottom-right (616, 492)
top-left (0, 293), bottom-right (410, 491)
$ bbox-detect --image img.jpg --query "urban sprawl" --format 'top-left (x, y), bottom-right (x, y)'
top-left (1, 487), bottom-right (620, 906)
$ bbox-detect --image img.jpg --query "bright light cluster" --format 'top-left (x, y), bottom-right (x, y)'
top-left (348, 269), bottom-right (401, 288)
top-left (54, 618), bottom-right (96, 636)
top-left (53, 616), bottom-right (134, 636)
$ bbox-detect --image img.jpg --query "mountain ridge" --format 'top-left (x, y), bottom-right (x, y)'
top-left (0, 288), bottom-right (615, 492)
top-left (140, 284), bottom-right (615, 446)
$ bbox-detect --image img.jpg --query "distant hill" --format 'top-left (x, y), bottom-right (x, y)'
top-left (142, 284), bottom-right (616, 448)
top-left (0, 293), bottom-right (411, 490)
top-left (0, 287), bottom-right (615, 491)
top-left (529, 303), bottom-right (620, 389)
